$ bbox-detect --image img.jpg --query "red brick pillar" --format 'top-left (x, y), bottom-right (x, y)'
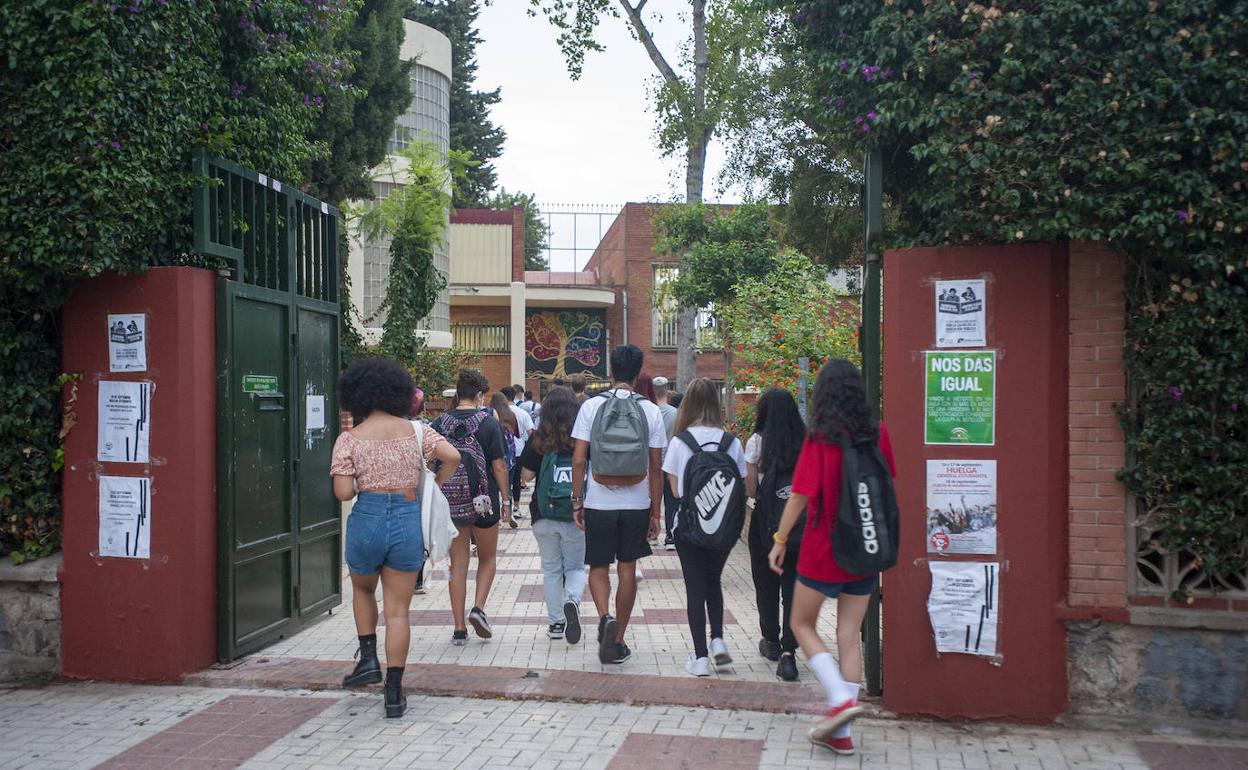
top-left (1066, 243), bottom-right (1129, 609)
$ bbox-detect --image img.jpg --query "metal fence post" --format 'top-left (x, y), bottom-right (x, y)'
top-left (796, 357), bottom-right (810, 422)
top-left (861, 149), bottom-right (885, 697)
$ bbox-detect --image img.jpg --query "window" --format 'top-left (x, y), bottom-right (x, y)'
top-left (651, 266), bottom-right (716, 349)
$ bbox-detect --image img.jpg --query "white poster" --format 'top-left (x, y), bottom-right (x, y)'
top-left (935, 280), bottom-right (986, 348)
top-left (99, 475), bottom-right (151, 559)
top-left (306, 394), bottom-right (326, 431)
top-left (97, 381), bottom-right (151, 463)
top-left (928, 562), bottom-right (999, 657)
top-left (926, 460), bottom-right (997, 555)
top-left (108, 314), bottom-right (147, 372)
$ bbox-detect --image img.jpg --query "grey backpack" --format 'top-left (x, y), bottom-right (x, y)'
top-left (589, 391), bottom-right (650, 486)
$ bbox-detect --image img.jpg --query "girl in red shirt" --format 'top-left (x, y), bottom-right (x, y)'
top-left (768, 360), bottom-right (896, 755)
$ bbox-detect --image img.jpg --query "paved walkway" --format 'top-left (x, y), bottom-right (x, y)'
top-left (7, 499), bottom-right (1246, 768)
top-left (260, 510), bottom-right (840, 687)
top-left (5, 681), bottom-right (1246, 769)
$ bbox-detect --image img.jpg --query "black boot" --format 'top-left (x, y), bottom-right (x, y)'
top-left (384, 667), bottom-right (407, 718)
top-left (342, 634), bottom-right (382, 687)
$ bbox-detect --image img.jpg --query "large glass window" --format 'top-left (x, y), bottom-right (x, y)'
top-left (651, 266), bottom-right (715, 349)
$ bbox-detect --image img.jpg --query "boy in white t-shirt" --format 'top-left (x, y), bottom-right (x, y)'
top-left (570, 344), bottom-right (668, 666)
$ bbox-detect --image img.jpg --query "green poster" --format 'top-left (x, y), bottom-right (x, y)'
top-left (242, 374), bottom-right (279, 394)
top-left (924, 351), bottom-right (996, 445)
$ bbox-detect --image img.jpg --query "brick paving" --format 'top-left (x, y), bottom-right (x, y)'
top-left (259, 511), bottom-right (835, 684)
top-left (3, 681), bottom-right (1241, 769)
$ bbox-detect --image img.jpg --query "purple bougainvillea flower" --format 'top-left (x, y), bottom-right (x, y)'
top-left (837, 59), bottom-right (849, 71)
top-left (1169, 386), bottom-right (1183, 401)
top-left (1176, 210), bottom-right (1189, 221)
top-left (111, 138), bottom-right (121, 151)
top-left (853, 115), bottom-right (864, 125)
top-left (867, 110), bottom-right (879, 122)
top-left (128, 1), bottom-right (140, 12)
top-left (835, 97), bottom-right (845, 108)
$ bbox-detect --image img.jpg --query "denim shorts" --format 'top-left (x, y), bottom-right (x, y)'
top-left (797, 573), bottom-right (879, 598)
top-left (345, 491), bottom-right (425, 575)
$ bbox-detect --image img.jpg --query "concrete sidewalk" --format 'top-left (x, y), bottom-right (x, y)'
top-left (5, 681), bottom-right (1246, 769)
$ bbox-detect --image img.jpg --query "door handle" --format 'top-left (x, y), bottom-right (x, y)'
top-left (253, 391), bottom-right (286, 411)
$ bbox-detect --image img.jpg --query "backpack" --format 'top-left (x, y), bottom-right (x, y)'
top-left (756, 459), bottom-right (804, 545)
top-left (534, 450), bottom-right (576, 522)
top-left (832, 434), bottom-right (900, 575)
top-left (589, 390), bottom-right (650, 486)
top-left (674, 431), bottom-right (746, 551)
top-left (434, 410), bottom-right (492, 525)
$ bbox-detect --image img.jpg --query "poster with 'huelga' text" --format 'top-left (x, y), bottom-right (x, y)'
top-left (926, 460), bottom-right (997, 555)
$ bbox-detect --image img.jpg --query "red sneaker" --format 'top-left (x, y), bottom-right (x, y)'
top-left (809, 733), bottom-right (855, 755)
top-left (808, 698), bottom-right (862, 743)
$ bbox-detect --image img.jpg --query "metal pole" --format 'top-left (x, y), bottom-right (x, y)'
top-left (796, 357), bottom-right (810, 422)
top-left (861, 149), bottom-right (885, 698)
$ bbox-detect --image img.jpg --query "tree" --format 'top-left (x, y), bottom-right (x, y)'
top-left (529, 0), bottom-right (760, 389)
top-left (407, 0), bottom-right (506, 207)
top-left (775, 0), bottom-right (1248, 589)
top-left (654, 202), bottom-right (779, 417)
top-left (355, 140), bottom-right (469, 370)
top-left (306, 0), bottom-right (412, 204)
top-left (1, 0), bottom-right (357, 561)
top-left (721, 250), bottom-right (860, 400)
top-left (486, 188), bottom-right (550, 270)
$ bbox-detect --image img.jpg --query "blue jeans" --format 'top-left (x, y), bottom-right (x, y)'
top-left (531, 518), bottom-right (587, 624)
top-left (345, 492), bottom-right (425, 575)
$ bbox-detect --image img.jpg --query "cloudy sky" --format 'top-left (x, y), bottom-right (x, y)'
top-left (473, 2), bottom-right (739, 268)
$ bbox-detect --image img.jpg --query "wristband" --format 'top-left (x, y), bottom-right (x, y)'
top-left (772, 532), bottom-right (788, 545)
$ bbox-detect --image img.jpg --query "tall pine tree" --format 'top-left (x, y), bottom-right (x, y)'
top-left (306, 0), bottom-right (412, 204)
top-left (407, 0), bottom-right (505, 206)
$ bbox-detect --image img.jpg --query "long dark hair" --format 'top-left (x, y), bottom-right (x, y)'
top-left (490, 392), bottom-right (517, 436)
top-left (810, 359), bottom-right (878, 444)
top-left (533, 386), bottom-right (578, 454)
top-left (754, 388), bottom-right (804, 474)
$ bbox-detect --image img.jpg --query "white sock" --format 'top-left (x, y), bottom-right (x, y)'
top-left (808, 652), bottom-right (854, 706)
top-left (832, 683), bottom-right (860, 738)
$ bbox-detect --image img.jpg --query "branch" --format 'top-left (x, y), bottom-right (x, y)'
top-left (618, 0), bottom-right (680, 85)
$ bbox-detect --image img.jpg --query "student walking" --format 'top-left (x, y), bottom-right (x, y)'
top-left (432, 370), bottom-right (514, 647)
top-left (501, 386), bottom-right (535, 517)
top-left (769, 360), bottom-right (898, 755)
top-left (652, 376), bottom-right (679, 550)
top-left (571, 344), bottom-right (668, 665)
top-left (331, 358), bottom-right (461, 718)
top-left (489, 392), bottom-right (521, 529)
top-left (662, 379), bottom-right (747, 677)
top-left (519, 386), bottom-right (587, 643)
top-left (744, 388), bottom-right (806, 681)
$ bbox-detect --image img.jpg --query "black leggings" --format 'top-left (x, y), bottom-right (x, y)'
top-left (676, 541), bottom-right (732, 658)
top-left (510, 462), bottom-right (523, 505)
top-left (748, 526), bottom-right (799, 653)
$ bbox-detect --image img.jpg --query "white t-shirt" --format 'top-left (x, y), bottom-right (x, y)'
top-left (509, 403), bottom-right (534, 456)
top-left (744, 433), bottom-right (764, 484)
top-left (572, 389), bottom-right (669, 510)
top-left (662, 426), bottom-right (747, 497)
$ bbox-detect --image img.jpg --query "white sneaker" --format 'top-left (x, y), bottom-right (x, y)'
top-left (685, 653), bottom-right (711, 677)
top-left (710, 637), bottom-right (733, 667)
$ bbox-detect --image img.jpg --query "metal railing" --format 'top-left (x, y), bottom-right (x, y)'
top-left (192, 150), bottom-right (339, 303)
top-left (452, 323), bottom-right (510, 354)
top-left (652, 312), bottom-right (717, 349)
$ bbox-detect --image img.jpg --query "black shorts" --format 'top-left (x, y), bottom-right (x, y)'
top-left (584, 508), bottom-right (652, 566)
top-left (454, 490), bottom-right (500, 530)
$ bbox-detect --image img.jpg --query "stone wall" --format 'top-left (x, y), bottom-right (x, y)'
top-left (1067, 620), bottom-right (1248, 733)
top-left (0, 553), bottom-right (61, 682)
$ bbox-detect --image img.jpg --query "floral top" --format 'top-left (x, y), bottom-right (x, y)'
top-left (329, 424), bottom-right (448, 491)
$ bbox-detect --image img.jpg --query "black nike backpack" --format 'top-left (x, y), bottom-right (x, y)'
top-left (674, 431), bottom-right (746, 551)
top-left (831, 435), bottom-right (900, 575)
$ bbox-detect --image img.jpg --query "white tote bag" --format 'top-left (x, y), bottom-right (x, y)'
top-left (412, 421), bottom-right (459, 564)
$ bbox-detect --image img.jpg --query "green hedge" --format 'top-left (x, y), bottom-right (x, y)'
top-left (0, 0), bottom-right (355, 561)
top-left (775, 0), bottom-right (1247, 588)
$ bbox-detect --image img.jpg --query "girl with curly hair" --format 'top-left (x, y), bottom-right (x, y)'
top-left (331, 357), bottom-right (461, 718)
top-left (767, 359), bottom-right (896, 754)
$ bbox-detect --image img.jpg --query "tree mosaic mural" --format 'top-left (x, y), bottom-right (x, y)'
top-left (525, 309), bottom-right (607, 380)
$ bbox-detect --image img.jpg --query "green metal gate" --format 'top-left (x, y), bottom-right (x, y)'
top-left (193, 151), bottom-right (342, 661)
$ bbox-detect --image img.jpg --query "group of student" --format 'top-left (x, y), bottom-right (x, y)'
top-left (329, 343), bottom-right (897, 756)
